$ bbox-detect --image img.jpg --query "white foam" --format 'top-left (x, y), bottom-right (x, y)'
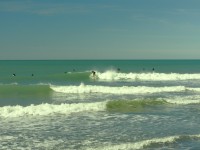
top-left (0, 136), bottom-right (64, 149)
top-left (50, 84), bottom-right (186, 94)
top-left (163, 94), bottom-right (200, 105)
top-left (166, 99), bottom-right (200, 104)
top-left (93, 71), bottom-right (200, 81)
top-left (187, 87), bottom-right (200, 92)
top-left (0, 102), bottom-right (106, 118)
top-left (87, 134), bottom-right (200, 150)
top-left (0, 82), bottom-right (18, 85)
top-left (0, 136), bottom-right (17, 141)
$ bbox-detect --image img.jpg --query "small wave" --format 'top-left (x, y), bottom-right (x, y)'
top-left (1, 97), bottom-right (200, 118)
top-left (50, 84), bottom-right (186, 94)
top-left (106, 98), bottom-right (200, 112)
top-left (63, 71), bottom-right (91, 80)
top-left (0, 84), bottom-right (52, 98)
top-left (87, 134), bottom-right (200, 150)
top-left (0, 82), bottom-right (18, 85)
top-left (0, 136), bottom-right (17, 141)
top-left (0, 102), bottom-right (106, 118)
top-left (166, 99), bottom-right (200, 105)
top-left (187, 87), bottom-right (200, 92)
top-left (106, 100), bottom-right (167, 112)
top-left (93, 71), bottom-right (200, 81)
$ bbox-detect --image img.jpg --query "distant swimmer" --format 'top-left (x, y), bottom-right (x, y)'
top-left (152, 68), bottom-right (155, 71)
top-left (117, 68), bottom-right (120, 72)
top-left (31, 74), bottom-right (34, 76)
top-left (12, 73), bottom-right (16, 76)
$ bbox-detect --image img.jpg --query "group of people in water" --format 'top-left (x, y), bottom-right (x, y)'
top-left (12, 67), bottom-right (155, 78)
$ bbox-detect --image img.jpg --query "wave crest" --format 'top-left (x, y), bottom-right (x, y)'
top-left (50, 84), bottom-right (186, 94)
top-left (0, 102), bottom-right (106, 118)
top-left (93, 71), bottom-right (200, 81)
top-left (88, 134), bottom-right (200, 150)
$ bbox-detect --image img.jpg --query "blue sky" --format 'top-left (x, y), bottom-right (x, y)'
top-left (1, 0), bottom-right (200, 60)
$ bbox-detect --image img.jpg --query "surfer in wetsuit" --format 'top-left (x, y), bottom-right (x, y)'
top-left (91, 71), bottom-right (97, 81)
top-left (92, 71), bottom-right (96, 77)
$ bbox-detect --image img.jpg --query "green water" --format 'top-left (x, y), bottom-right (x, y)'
top-left (1, 60), bottom-right (200, 149)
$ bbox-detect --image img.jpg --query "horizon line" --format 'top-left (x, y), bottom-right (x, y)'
top-left (1, 59), bottom-right (200, 61)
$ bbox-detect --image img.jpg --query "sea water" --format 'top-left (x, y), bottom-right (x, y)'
top-left (1, 60), bottom-right (200, 149)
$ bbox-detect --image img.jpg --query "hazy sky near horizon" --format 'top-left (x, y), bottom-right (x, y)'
top-left (1, 0), bottom-right (200, 60)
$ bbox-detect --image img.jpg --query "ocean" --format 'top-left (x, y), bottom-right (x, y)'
top-left (1, 60), bottom-right (200, 150)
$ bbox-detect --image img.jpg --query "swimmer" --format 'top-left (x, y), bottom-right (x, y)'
top-left (12, 73), bottom-right (16, 76)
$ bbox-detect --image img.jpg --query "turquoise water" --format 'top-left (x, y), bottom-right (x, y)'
top-left (1, 60), bottom-right (200, 149)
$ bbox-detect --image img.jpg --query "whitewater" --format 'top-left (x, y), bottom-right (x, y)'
top-left (94, 71), bottom-right (200, 81)
top-left (1, 60), bottom-right (200, 149)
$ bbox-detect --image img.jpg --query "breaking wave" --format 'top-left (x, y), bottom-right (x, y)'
top-left (106, 100), bottom-right (167, 112)
top-left (93, 71), bottom-right (200, 81)
top-left (106, 98), bottom-right (200, 112)
top-left (50, 83), bottom-right (188, 94)
top-left (1, 98), bottom-right (200, 118)
top-left (0, 102), bottom-right (106, 118)
top-left (88, 134), bottom-right (200, 150)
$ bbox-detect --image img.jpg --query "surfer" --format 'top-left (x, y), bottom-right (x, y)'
top-left (92, 71), bottom-right (96, 77)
